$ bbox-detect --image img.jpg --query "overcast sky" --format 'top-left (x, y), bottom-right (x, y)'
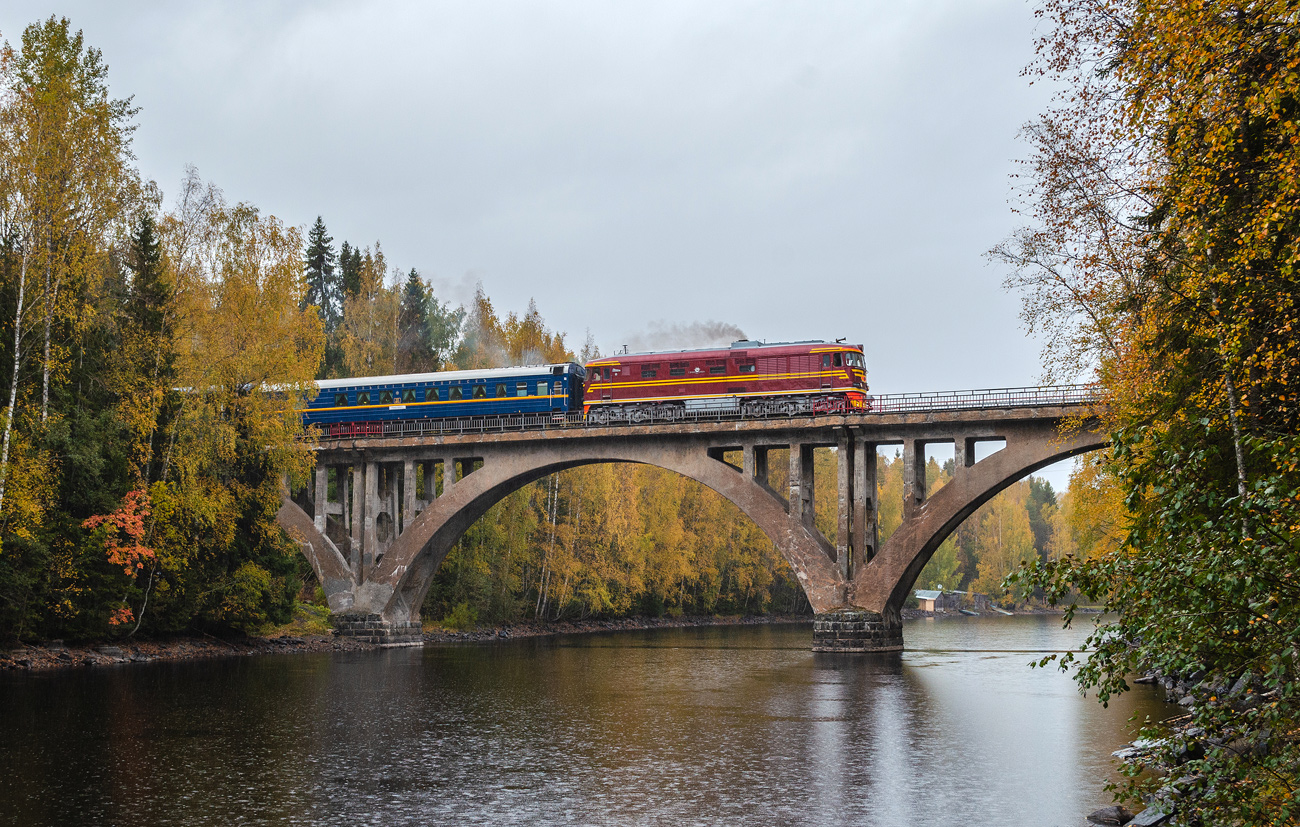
top-left (1, 2), bottom-right (1076, 484)
top-left (1, 1), bottom-right (1061, 386)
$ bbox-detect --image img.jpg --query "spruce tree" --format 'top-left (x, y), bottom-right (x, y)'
top-left (397, 268), bottom-right (435, 373)
top-left (302, 216), bottom-right (339, 331)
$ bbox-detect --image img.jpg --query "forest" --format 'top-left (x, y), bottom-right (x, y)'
top-left (0, 16), bottom-right (1107, 644)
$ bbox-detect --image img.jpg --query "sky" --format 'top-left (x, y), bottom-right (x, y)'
top-left (1, 1), bottom-right (1080, 489)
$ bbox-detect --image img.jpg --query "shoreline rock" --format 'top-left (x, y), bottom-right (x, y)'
top-left (0, 613), bottom-right (813, 672)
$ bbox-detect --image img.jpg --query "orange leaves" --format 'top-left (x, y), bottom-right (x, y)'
top-left (83, 487), bottom-right (154, 577)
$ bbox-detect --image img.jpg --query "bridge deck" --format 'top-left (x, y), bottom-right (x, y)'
top-left (312, 384), bottom-right (1100, 446)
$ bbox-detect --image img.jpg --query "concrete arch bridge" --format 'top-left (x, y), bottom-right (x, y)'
top-left (276, 385), bottom-right (1105, 651)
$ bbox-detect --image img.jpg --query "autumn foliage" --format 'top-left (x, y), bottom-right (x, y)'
top-left (997, 1), bottom-right (1300, 822)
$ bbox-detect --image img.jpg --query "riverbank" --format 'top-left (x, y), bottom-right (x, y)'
top-left (0, 613), bottom-right (812, 672)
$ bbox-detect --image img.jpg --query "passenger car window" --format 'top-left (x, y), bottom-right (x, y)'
top-left (402, 389), bottom-right (417, 404)
top-left (450, 387), bottom-right (463, 400)
top-left (379, 390), bottom-right (394, 404)
top-left (517, 382), bottom-right (528, 397)
top-left (496, 383), bottom-right (507, 397)
top-left (357, 392), bottom-right (371, 405)
top-left (538, 382), bottom-right (549, 396)
top-left (473, 385), bottom-right (487, 399)
top-left (334, 393), bottom-right (349, 406)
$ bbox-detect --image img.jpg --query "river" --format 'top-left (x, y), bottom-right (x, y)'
top-left (0, 615), bottom-right (1175, 826)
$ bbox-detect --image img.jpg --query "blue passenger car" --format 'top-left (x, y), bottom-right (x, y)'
top-left (301, 363), bottom-right (587, 433)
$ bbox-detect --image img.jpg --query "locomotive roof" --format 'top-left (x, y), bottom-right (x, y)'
top-left (590, 340), bottom-right (864, 361)
top-left (315, 363), bottom-right (582, 389)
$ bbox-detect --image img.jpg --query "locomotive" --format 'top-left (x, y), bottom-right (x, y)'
top-left (299, 339), bottom-right (867, 434)
top-left (583, 339), bottom-right (868, 423)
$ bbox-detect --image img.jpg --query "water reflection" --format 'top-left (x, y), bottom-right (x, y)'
top-left (0, 616), bottom-right (1174, 826)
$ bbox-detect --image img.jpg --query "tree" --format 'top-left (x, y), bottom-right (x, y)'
top-left (997, 2), bottom-right (1300, 821)
top-left (0, 16), bottom-right (139, 519)
top-left (396, 269), bottom-right (436, 373)
top-left (303, 217), bottom-right (341, 378)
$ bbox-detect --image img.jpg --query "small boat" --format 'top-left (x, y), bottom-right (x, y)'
top-left (991, 607), bottom-right (1014, 616)
top-left (958, 609), bottom-right (979, 616)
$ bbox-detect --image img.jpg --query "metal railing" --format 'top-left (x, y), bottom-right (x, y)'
top-left (313, 384), bottom-right (1101, 441)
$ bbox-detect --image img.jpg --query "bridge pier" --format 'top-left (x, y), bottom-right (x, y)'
top-left (279, 399), bottom-right (1105, 653)
top-left (812, 609), bottom-right (903, 652)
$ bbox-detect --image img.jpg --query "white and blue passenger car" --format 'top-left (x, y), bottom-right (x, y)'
top-left (302, 363), bottom-right (587, 435)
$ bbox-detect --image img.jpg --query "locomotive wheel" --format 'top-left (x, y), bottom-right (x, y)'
top-left (590, 408), bottom-right (609, 425)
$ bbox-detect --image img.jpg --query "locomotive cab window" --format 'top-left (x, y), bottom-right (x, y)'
top-left (472, 385), bottom-right (487, 399)
top-left (822, 354), bottom-right (832, 368)
top-left (834, 353), bottom-right (843, 367)
top-left (357, 392), bottom-right (371, 405)
top-left (334, 393), bottom-right (349, 406)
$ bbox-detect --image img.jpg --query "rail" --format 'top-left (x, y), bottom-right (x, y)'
top-left (313, 384), bottom-right (1101, 441)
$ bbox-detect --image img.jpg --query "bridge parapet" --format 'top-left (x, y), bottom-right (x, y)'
top-left (276, 387), bottom-right (1108, 651)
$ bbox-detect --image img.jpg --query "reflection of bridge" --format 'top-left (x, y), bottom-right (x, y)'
top-left (276, 385), bottom-right (1105, 651)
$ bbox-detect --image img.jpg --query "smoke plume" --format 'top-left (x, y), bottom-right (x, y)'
top-left (619, 320), bottom-right (747, 354)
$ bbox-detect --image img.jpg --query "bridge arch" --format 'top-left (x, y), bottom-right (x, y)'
top-left (850, 423), bottom-right (1108, 620)
top-left (344, 439), bottom-right (846, 624)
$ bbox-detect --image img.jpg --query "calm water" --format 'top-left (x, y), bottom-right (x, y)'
top-left (0, 616), bottom-right (1175, 826)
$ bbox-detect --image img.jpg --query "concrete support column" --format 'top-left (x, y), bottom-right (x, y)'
top-left (313, 464), bottom-right (328, 534)
top-left (856, 438), bottom-right (877, 562)
top-left (956, 436), bottom-right (976, 473)
top-left (788, 444), bottom-right (814, 525)
top-left (902, 438), bottom-right (925, 517)
top-left (836, 434), bottom-right (851, 577)
top-left (364, 460), bottom-right (379, 575)
top-left (402, 460), bottom-right (416, 533)
top-left (349, 464), bottom-right (363, 573)
top-left (442, 458), bottom-right (456, 496)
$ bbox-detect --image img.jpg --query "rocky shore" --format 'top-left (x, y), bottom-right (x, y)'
top-left (0, 613), bottom-right (811, 672)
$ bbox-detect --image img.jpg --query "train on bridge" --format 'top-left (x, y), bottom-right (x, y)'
top-left (301, 340), bottom-right (868, 437)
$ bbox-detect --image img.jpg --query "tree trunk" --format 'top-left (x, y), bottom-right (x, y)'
top-left (0, 249), bottom-right (31, 517)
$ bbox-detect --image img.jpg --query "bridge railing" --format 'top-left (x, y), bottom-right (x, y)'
top-left (312, 384), bottom-right (1101, 441)
top-left (868, 384), bottom-right (1100, 413)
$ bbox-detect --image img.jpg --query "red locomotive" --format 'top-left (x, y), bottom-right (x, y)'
top-left (583, 339), bottom-right (868, 423)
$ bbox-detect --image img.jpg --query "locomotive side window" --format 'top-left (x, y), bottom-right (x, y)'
top-left (603, 368), bottom-right (612, 381)
top-left (709, 365), bottom-right (726, 374)
top-left (670, 361), bottom-right (687, 377)
top-left (450, 387), bottom-right (463, 400)
top-left (473, 385), bottom-right (487, 399)
top-left (517, 382), bottom-right (528, 397)
top-left (358, 392), bottom-right (371, 405)
top-left (641, 367), bottom-right (657, 378)
top-left (738, 363), bottom-right (756, 374)
top-left (822, 354), bottom-right (832, 368)
top-left (834, 353), bottom-right (843, 367)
